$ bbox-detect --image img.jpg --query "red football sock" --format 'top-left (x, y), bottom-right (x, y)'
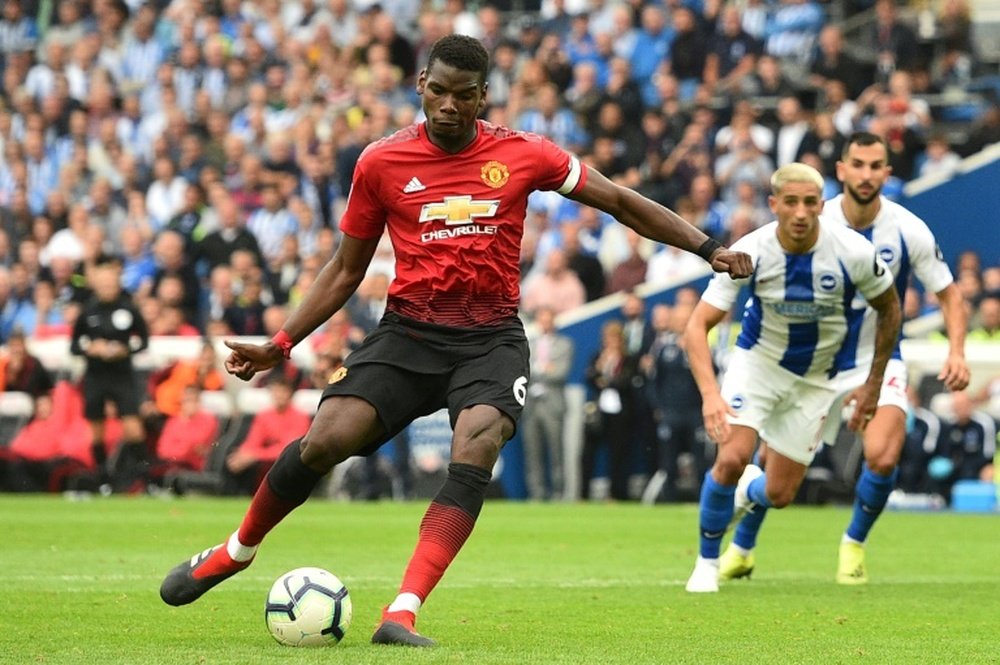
top-left (397, 502), bottom-right (477, 602)
top-left (192, 544), bottom-right (250, 580)
top-left (381, 608), bottom-right (417, 631)
top-left (236, 478), bottom-right (300, 546)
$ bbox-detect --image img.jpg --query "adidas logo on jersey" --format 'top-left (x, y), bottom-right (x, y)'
top-left (403, 177), bottom-right (426, 193)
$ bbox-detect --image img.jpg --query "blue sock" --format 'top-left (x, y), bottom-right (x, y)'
top-left (698, 472), bottom-right (735, 559)
top-left (846, 465), bottom-right (899, 543)
top-left (746, 475), bottom-right (773, 508)
top-left (733, 506), bottom-right (768, 550)
top-left (733, 475), bottom-right (772, 550)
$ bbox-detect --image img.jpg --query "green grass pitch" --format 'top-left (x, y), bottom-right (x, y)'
top-left (1, 496), bottom-right (997, 664)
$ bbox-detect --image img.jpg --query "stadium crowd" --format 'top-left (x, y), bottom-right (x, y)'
top-left (0, 0), bottom-right (997, 501)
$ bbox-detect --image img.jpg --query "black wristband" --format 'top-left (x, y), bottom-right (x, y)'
top-left (696, 238), bottom-right (723, 262)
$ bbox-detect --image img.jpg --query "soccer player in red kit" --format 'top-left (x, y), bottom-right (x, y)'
top-left (160, 34), bottom-right (753, 646)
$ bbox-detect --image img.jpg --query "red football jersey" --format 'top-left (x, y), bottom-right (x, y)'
top-left (340, 120), bottom-right (587, 327)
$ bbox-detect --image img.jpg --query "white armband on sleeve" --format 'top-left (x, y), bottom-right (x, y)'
top-left (556, 155), bottom-right (583, 194)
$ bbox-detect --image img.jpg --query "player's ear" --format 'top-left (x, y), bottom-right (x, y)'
top-left (478, 82), bottom-right (489, 113)
top-left (416, 69), bottom-right (427, 95)
top-left (767, 194), bottom-right (778, 214)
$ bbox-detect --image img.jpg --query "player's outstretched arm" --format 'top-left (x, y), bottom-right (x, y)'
top-left (225, 233), bottom-right (381, 381)
top-left (567, 166), bottom-right (753, 279)
top-left (934, 282), bottom-right (970, 391)
top-left (846, 286), bottom-right (902, 432)
top-left (683, 300), bottom-right (733, 442)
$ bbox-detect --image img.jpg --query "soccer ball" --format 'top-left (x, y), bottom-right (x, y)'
top-left (265, 567), bottom-right (352, 647)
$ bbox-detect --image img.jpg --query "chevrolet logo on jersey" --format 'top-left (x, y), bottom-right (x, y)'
top-left (419, 196), bottom-right (500, 225)
top-left (418, 196), bottom-right (501, 242)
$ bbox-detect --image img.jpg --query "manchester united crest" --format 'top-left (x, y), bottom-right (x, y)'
top-left (328, 367), bottom-right (348, 384)
top-left (480, 160), bottom-right (510, 189)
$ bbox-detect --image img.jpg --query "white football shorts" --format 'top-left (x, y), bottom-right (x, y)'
top-left (720, 349), bottom-right (840, 465)
top-left (818, 358), bottom-right (910, 445)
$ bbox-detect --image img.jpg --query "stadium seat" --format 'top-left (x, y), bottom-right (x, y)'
top-left (236, 387), bottom-right (274, 415)
top-left (199, 391), bottom-right (234, 419)
top-left (165, 389), bottom-right (263, 496)
top-left (292, 389), bottom-right (323, 416)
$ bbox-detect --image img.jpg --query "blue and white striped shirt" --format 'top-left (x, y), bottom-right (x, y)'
top-left (701, 219), bottom-right (894, 382)
top-left (823, 194), bottom-right (954, 371)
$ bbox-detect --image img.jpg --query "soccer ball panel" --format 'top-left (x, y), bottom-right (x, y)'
top-left (265, 567), bottom-right (352, 647)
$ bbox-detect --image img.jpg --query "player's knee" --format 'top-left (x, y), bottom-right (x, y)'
top-left (768, 488), bottom-right (796, 509)
top-left (713, 455), bottom-right (746, 485)
top-left (299, 432), bottom-right (351, 470)
top-left (866, 455), bottom-right (897, 476)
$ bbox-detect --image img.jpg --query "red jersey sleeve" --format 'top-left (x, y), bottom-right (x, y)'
top-left (339, 150), bottom-right (387, 239)
top-left (532, 136), bottom-right (587, 195)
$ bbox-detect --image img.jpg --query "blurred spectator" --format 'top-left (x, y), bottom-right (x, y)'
top-left (151, 230), bottom-right (201, 327)
top-left (221, 377), bottom-right (311, 495)
top-left (0, 0), bottom-right (37, 57)
top-left (145, 156), bottom-right (187, 230)
top-left (796, 112), bottom-right (846, 177)
top-left (605, 229), bottom-right (649, 295)
top-left (562, 222), bottom-right (605, 302)
top-left (165, 182), bottom-right (209, 250)
top-left (665, 6), bottom-right (708, 102)
top-left (936, 0), bottom-right (974, 55)
top-left (0, 392), bottom-right (87, 492)
top-left (897, 386), bottom-right (943, 494)
top-left (581, 319), bottom-right (638, 501)
top-left (773, 95), bottom-right (810, 168)
top-left (809, 24), bottom-right (869, 99)
top-left (224, 272), bottom-right (268, 336)
top-left (715, 100), bottom-right (775, 157)
top-left (0, 328), bottom-right (52, 396)
top-left (521, 248), bottom-right (586, 317)
top-left (918, 133), bottom-right (962, 179)
top-left (869, 0), bottom-right (920, 82)
top-left (521, 306), bottom-right (574, 501)
top-left (197, 195), bottom-right (264, 273)
top-left (968, 294), bottom-right (1000, 341)
top-left (516, 82), bottom-right (588, 152)
top-left (120, 227), bottom-right (156, 296)
top-left (747, 53), bottom-right (797, 99)
top-left (704, 5), bottom-right (762, 98)
top-left (643, 297), bottom-right (709, 501)
top-left (631, 5), bottom-right (673, 107)
top-left (151, 342), bottom-right (226, 419)
top-left (932, 391), bottom-right (996, 502)
top-left (153, 385), bottom-right (218, 477)
top-left (246, 182), bottom-right (298, 267)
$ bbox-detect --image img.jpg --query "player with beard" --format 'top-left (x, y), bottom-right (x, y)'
top-left (719, 132), bottom-right (969, 586)
top-left (159, 34), bottom-right (753, 646)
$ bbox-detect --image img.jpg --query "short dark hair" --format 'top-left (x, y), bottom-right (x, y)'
top-left (426, 34), bottom-right (489, 84)
top-left (843, 131), bottom-right (888, 159)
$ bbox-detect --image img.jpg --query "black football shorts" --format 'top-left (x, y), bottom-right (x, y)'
top-left (82, 371), bottom-right (141, 420)
top-left (320, 312), bottom-right (530, 453)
